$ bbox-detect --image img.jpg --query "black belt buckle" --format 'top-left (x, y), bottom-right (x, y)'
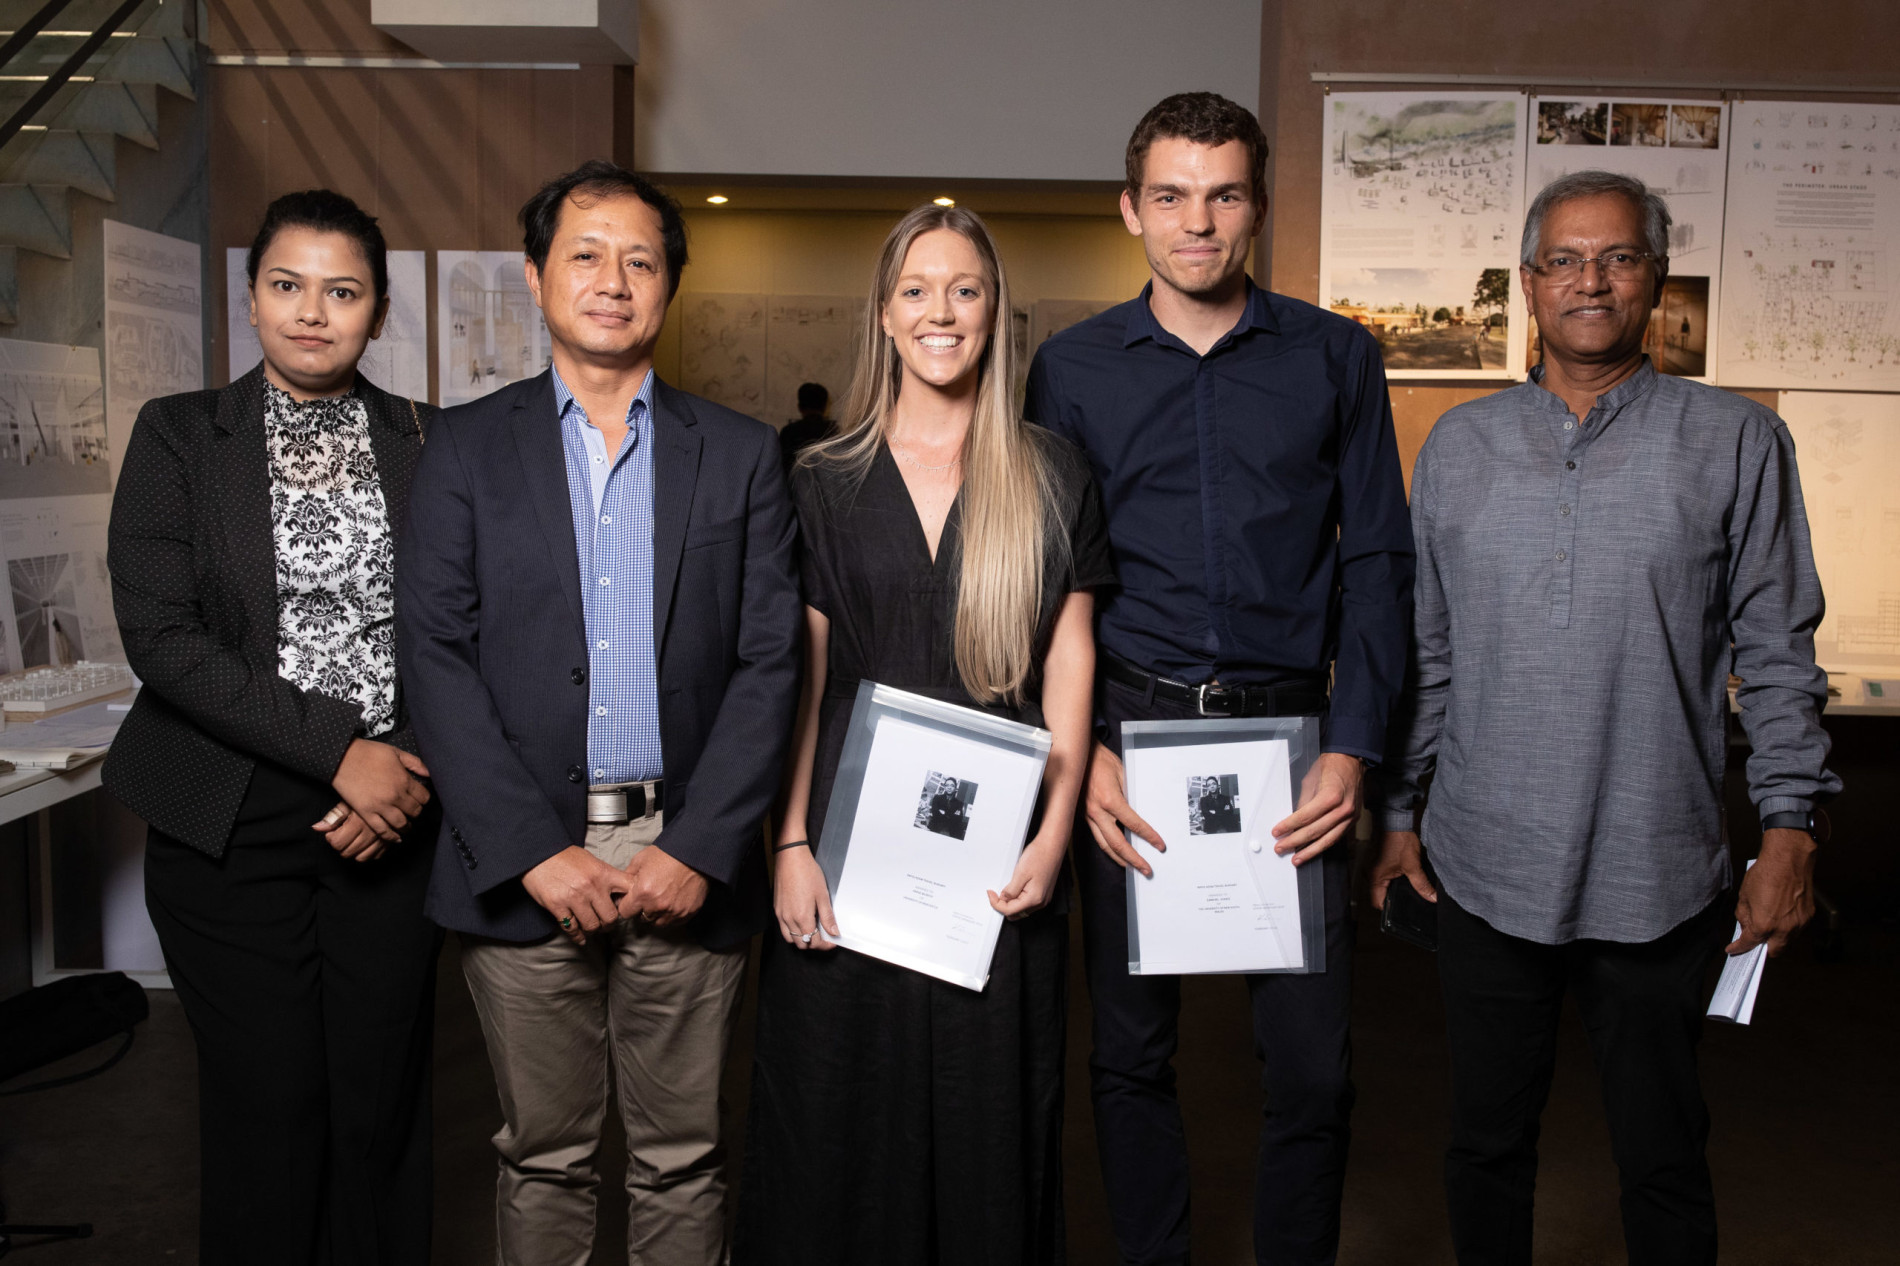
top-left (1195, 682), bottom-right (1235, 717)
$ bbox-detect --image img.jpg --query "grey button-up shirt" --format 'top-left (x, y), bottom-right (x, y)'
top-left (1377, 360), bottom-right (1840, 945)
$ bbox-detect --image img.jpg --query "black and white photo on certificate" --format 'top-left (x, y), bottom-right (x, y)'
top-left (1187, 774), bottom-right (1242, 836)
top-left (914, 771), bottom-right (979, 841)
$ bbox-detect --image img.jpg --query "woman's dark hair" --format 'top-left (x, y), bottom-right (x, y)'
top-left (1125, 92), bottom-right (1270, 206)
top-left (245, 189), bottom-right (389, 301)
top-left (519, 160), bottom-right (689, 298)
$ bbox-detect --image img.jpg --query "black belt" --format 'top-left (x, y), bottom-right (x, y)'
top-left (1103, 653), bottom-right (1328, 718)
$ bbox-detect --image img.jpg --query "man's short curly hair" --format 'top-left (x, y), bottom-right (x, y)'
top-left (1125, 92), bottom-right (1270, 204)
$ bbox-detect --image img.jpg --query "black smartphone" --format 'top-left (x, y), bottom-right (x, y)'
top-left (1380, 878), bottom-right (1438, 952)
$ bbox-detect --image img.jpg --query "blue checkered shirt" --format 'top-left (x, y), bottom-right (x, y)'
top-left (554, 366), bottom-right (663, 784)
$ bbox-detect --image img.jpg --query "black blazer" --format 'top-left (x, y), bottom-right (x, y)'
top-left (104, 365), bottom-right (436, 854)
top-left (396, 371), bottom-right (801, 950)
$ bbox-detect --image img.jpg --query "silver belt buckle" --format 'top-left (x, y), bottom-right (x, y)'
top-left (1195, 682), bottom-right (1234, 717)
top-left (587, 787), bottom-right (629, 824)
top-left (587, 781), bottom-right (660, 824)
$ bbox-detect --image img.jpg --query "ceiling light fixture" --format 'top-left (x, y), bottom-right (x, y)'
top-left (933, 196), bottom-right (955, 207)
top-left (706, 194), bottom-right (729, 205)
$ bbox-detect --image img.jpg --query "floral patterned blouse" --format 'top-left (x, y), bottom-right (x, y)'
top-left (261, 381), bottom-right (397, 737)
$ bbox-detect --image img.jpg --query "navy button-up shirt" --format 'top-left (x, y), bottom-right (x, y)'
top-left (555, 365), bottom-right (663, 784)
top-left (1026, 282), bottom-right (1414, 761)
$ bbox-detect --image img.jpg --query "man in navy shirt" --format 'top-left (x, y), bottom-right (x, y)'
top-left (1027, 93), bottom-right (1413, 1266)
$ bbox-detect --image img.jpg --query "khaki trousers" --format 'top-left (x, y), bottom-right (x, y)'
top-left (461, 814), bottom-right (746, 1266)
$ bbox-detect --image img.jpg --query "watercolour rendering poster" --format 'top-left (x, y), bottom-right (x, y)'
top-left (226, 248), bottom-right (428, 400)
top-left (103, 219), bottom-right (202, 470)
top-left (1717, 102), bottom-right (1900, 390)
top-left (436, 251), bottom-right (552, 408)
top-left (1779, 391), bottom-right (1900, 668)
top-left (1321, 91), bottom-right (1528, 379)
top-left (1526, 98), bottom-right (1729, 380)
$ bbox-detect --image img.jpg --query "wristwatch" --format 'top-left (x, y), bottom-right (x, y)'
top-left (1761, 809), bottom-right (1827, 844)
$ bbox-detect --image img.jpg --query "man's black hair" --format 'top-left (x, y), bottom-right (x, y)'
top-left (519, 160), bottom-right (689, 298)
top-left (796, 382), bottom-right (829, 412)
top-left (246, 188), bottom-right (389, 300)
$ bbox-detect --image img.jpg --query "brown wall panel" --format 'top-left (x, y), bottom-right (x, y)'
top-left (207, 0), bottom-right (412, 57)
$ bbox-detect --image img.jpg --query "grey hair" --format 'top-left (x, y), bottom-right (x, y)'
top-left (1520, 170), bottom-right (1672, 267)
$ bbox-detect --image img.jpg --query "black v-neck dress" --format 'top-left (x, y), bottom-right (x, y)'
top-left (734, 436), bottom-right (1113, 1266)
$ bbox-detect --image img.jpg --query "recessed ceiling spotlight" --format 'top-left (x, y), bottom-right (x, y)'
top-left (706, 194), bottom-right (729, 205)
top-left (933, 196), bottom-right (955, 207)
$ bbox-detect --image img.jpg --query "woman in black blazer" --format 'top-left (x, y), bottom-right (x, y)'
top-left (105, 190), bottom-right (440, 1265)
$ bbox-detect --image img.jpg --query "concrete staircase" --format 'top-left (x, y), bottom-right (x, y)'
top-left (0, 0), bottom-right (197, 324)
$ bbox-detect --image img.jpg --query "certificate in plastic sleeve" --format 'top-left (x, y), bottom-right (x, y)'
top-left (1121, 717), bottom-right (1327, 975)
top-left (816, 681), bottom-right (1053, 991)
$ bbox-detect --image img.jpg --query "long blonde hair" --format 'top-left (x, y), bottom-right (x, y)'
top-left (802, 205), bottom-right (1059, 706)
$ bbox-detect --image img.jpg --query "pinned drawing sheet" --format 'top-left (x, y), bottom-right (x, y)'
top-left (1708, 860), bottom-right (1766, 1025)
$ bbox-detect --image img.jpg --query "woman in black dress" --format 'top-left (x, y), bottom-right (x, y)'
top-left (106, 190), bottom-right (439, 1264)
top-left (734, 206), bottom-right (1113, 1263)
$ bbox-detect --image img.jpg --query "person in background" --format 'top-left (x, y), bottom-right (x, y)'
top-left (734, 204), bottom-right (1113, 1265)
top-left (1026, 92), bottom-right (1414, 1266)
top-left (778, 379), bottom-right (834, 467)
top-left (398, 160), bottom-right (800, 1266)
top-left (1372, 170), bottom-right (1840, 1266)
top-left (107, 189), bottom-right (440, 1264)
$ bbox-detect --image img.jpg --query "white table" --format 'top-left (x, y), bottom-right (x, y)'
top-left (0, 738), bottom-right (170, 989)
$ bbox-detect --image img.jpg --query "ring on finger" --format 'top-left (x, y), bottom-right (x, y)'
top-left (800, 931), bottom-right (813, 944)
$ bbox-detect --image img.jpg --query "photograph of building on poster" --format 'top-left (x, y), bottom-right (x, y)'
top-left (0, 342), bottom-right (110, 499)
top-left (1322, 93), bottom-right (1525, 377)
top-left (1331, 267), bottom-right (1510, 371)
top-left (437, 252), bottom-right (552, 408)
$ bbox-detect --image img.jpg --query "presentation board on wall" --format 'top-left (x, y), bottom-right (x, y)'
top-left (1526, 97), bottom-right (1729, 381)
top-left (436, 251), bottom-right (552, 409)
top-left (1780, 391), bottom-right (1900, 669)
top-left (226, 248), bottom-right (429, 402)
top-left (1319, 92), bottom-right (1529, 380)
top-left (1717, 102), bottom-right (1900, 391)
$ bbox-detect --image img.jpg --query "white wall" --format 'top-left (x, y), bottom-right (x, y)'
top-left (634, 0), bottom-right (1261, 180)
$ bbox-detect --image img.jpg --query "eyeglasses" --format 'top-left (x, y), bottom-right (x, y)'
top-left (1527, 251), bottom-right (1661, 282)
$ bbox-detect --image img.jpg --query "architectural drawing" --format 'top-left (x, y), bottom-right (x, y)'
top-left (437, 251), bottom-right (551, 408)
top-left (1321, 92), bottom-right (1527, 379)
top-left (103, 220), bottom-right (203, 466)
top-left (765, 296), bottom-right (865, 425)
top-left (678, 293), bottom-right (767, 419)
top-left (1717, 102), bottom-right (1900, 391)
top-left (1526, 99), bottom-right (1728, 380)
top-left (227, 249), bottom-right (429, 401)
top-left (1781, 392), bottom-right (1900, 666)
top-left (0, 493), bottom-right (120, 669)
top-left (0, 341), bottom-right (110, 500)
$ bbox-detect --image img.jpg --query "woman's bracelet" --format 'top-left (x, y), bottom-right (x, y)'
top-left (772, 839), bottom-right (812, 854)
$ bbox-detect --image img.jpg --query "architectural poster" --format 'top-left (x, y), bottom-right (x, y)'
top-left (1526, 98), bottom-right (1729, 379)
top-left (1780, 391), bottom-right (1900, 668)
top-left (1320, 91), bottom-right (1528, 379)
top-left (103, 219), bottom-right (202, 472)
top-left (1718, 102), bottom-right (1900, 391)
top-left (436, 251), bottom-right (552, 408)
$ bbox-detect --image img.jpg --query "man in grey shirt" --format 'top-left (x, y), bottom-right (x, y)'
top-left (1373, 170), bottom-right (1839, 1266)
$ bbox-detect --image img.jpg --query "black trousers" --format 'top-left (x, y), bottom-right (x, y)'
top-left (1436, 886), bottom-right (1728, 1266)
top-left (1077, 676), bottom-right (1356, 1266)
top-left (144, 823), bottom-right (442, 1265)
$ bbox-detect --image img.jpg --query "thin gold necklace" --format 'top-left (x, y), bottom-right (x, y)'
top-left (890, 437), bottom-right (962, 472)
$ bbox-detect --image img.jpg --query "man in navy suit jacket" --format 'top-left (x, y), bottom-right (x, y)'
top-left (397, 161), bottom-right (799, 1266)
